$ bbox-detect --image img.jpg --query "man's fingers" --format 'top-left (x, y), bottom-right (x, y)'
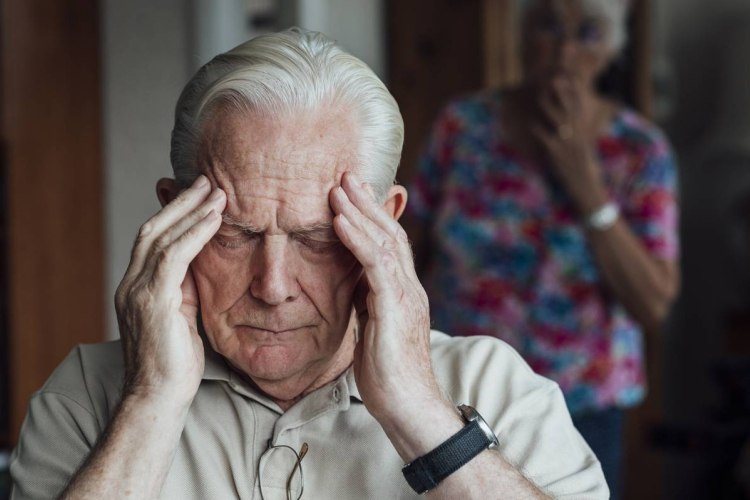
top-left (333, 214), bottom-right (398, 295)
top-left (330, 183), bottom-right (392, 250)
top-left (338, 173), bottom-right (416, 268)
top-left (154, 209), bottom-right (223, 295)
top-left (341, 173), bottom-right (402, 237)
top-left (147, 188), bottom-right (226, 263)
top-left (128, 175), bottom-right (212, 277)
top-left (180, 267), bottom-right (200, 312)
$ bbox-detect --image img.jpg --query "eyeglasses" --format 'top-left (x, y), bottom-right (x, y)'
top-left (530, 14), bottom-right (605, 46)
top-left (258, 440), bottom-right (309, 500)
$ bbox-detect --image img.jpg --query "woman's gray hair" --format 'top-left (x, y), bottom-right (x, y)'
top-left (516, 0), bottom-right (629, 54)
top-left (170, 27), bottom-right (404, 202)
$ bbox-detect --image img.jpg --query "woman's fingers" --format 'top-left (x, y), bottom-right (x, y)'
top-left (128, 175), bottom-right (212, 277)
top-left (530, 122), bottom-right (561, 154)
top-left (538, 90), bottom-right (566, 130)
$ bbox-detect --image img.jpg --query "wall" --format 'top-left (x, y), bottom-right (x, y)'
top-left (655, 0), bottom-right (750, 498)
top-left (297, 0), bottom-right (385, 78)
top-left (102, 0), bottom-right (192, 339)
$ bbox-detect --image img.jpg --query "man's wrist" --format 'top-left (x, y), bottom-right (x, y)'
top-left (120, 387), bottom-right (194, 420)
top-left (376, 396), bottom-right (464, 463)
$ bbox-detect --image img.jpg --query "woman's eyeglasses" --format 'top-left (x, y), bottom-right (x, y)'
top-left (531, 14), bottom-right (605, 46)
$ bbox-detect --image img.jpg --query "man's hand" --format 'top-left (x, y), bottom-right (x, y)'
top-left (328, 174), bottom-right (557, 500)
top-left (530, 76), bottom-right (609, 216)
top-left (114, 175), bottom-right (226, 407)
top-left (329, 173), bottom-right (452, 448)
top-left (57, 176), bottom-right (227, 500)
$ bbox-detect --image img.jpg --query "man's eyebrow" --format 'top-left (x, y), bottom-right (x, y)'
top-left (220, 215), bottom-right (335, 237)
top-left (221, 214), bottom-right (262, 233)
top-left (292, 221), bottom-right (335, 238)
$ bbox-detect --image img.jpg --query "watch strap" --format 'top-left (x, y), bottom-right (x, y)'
top-left (402, 419), bottom-right (491, 494)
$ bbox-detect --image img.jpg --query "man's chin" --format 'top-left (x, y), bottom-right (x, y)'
top-left (230, 344), bottom-right (306, 382)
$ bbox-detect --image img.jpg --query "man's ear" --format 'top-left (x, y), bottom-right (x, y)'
top-left (383, 185), bottom-right (408, 221)
top-left (156, 178), bottom-right (179, 208)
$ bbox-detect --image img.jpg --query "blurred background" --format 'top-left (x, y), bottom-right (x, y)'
top-left (2, 0), bottom-right (750, 499)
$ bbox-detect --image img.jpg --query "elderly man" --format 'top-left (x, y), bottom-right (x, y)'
top-left (10, 29), bottom-right (607, 500)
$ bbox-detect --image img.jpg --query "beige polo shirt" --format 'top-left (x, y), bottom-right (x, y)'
top-left (10, 331), bottom-right (608, 499)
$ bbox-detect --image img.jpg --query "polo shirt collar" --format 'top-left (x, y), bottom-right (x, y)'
top-left (345, 367), bottom-right (363, 402)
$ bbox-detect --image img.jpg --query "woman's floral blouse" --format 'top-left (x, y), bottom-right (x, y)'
top-left (408, 90), bottom-right (679, 414)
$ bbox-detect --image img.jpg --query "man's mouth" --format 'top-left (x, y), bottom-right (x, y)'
top-left (237, 325), bottom-right (308, 335)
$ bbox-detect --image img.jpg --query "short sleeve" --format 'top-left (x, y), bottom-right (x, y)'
top-left (494, 380), bottom-right (609, 499)
top-left (407, 101), bottom-right (464, 223)
top-left (10, 350), bottom-right (102, 500)
top-left (621, 134), bottom-right (680, 261)
top-left (431, 333), bottom-right (609, 500)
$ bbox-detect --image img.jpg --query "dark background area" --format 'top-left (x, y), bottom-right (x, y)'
top-left (3, 1), bottom-right (750, 499)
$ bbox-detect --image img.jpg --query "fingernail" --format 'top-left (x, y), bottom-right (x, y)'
top-left (337, 186), bottom-right (347, 198)
top-left (339, 214), bottom-right (351, 226)
top-left (209, 188), bottom-right (224, 201)
top-left (348, 172), bottom-right (359, 184)
top-left (195, 175), bottom-right (208, 188)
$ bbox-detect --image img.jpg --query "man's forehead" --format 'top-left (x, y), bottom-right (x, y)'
top-left (199, 108), bottom-right (359, 180)
top-left (199, 109), bottom-right (358, 230)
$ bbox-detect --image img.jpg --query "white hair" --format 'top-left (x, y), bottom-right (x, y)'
top-left (170, 27), bottom-right (404, 202)
top-left (516, 0), bottom-right (629, 54)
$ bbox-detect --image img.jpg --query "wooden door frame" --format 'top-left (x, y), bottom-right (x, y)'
top-left (1, 0), bottom-right (105, 444)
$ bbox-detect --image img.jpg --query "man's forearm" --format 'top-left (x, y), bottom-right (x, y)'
top-left (378, 398), bottom-right (552, 500)
top-left (58, 393), bottom-right (190, 500)
top-left (430, 448), bottom-right (551, 500)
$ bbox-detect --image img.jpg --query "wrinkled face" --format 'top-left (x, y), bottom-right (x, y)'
top-left (191, 108), bottom-right (361, 388)
top-left (522, 0), bottom-right (614, 88)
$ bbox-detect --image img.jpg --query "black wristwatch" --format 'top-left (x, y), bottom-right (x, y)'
top-left (402, 404), bottom-right (499, 494)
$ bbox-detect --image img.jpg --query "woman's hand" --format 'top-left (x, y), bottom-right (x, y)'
top-left (531, 76), bottom-right (609, 216)
top-left (329, 173), bottom-right (442, 424)
top-left (114, 175), bottom-right (226, 408)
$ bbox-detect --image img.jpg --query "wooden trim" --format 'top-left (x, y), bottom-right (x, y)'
top-left (1, 0), bottom-right (105, 444)
top-left (482, 0), bottom-right (521, 89)
top-left (632, 0), bottom-right (654, 118)
top-left (386, 0), bottom-right (484, 185)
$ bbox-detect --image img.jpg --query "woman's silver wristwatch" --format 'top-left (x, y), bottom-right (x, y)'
top-left (585, 201), bottom-right (620, 231)
top-left (401, 404), bottom-right (499, 494)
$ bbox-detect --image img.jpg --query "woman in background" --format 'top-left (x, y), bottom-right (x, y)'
top-left (406, 0), bottom-right (680, 498)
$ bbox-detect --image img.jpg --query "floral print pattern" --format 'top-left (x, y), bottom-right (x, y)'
top-left (408, 90), bottom-right (679, 414)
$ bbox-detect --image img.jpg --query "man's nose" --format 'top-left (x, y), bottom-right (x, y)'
top-left (249, 237), bottom-right (300, 306)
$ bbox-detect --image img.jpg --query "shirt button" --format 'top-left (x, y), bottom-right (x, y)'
top-left (333, 387), bottom-right (340, 402)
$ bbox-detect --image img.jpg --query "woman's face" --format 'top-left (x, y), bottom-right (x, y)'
top-left (521, 0), bottom-right (615, 89)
